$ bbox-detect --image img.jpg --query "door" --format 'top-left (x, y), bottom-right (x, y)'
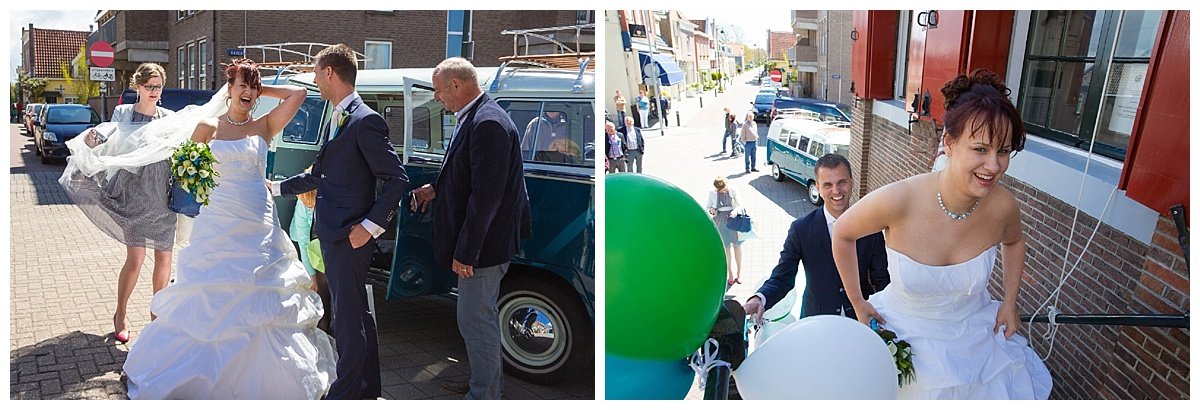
top-left (268, 94), bottom-right (328, 230)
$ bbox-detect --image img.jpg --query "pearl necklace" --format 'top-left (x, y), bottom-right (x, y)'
top-left (937, 191), bottom-right (979, 221)
top-left (224, 114), bottom-right (251, 126)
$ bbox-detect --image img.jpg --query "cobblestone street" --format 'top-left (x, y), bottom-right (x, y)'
top-left (8, 123), bottom-right (593, 400)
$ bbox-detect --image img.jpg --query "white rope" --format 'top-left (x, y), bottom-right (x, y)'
top-left (688, 338), bottom-right (731, 392)
top-left (1029, 11), bottom-right (1126, 359)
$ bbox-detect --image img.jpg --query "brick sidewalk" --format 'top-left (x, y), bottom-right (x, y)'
top-left (8, 125), bottom-right (593, 400)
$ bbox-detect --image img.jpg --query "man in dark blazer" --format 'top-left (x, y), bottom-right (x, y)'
top-left (621, 116), bottom-right (646, 173)
top-left (745, 154), bottom-right (888, 322)
top-left (274, 44), bottom-right (409, 400)
top-left (411, 57), bottom-right (531, 400)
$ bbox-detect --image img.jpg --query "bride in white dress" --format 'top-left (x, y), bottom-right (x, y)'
top-left (830, 69), bottom-right (1051, 399)
top-left (116, 60), bottom-right (335, 399)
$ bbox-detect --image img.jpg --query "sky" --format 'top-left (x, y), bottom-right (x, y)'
top-left (679, 8), bottom-right (792, 50)
top-left (9, 10), bottom-right (98, 79)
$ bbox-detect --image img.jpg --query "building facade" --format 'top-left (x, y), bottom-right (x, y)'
top-left (849, 10), bottom-right (1189, 399)
top-left (20, 24), bottom-right (92, 104)
top-left (789, 11), bottom-right (819, 97)
top-left (816, 10), bottom-right (853, 104)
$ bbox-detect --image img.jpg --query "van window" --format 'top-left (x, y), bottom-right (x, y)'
top-left (834, 144), bottom-right (849, 159)
top-left (795, 134), bottom-right (810, 151)
top-left (778, 129), bottom-right (793, 147)
top-left (808, 141), bottom-right (825, 157)
top-left (500, 100), bottom-right (594, 167)
top-left (281, 96), bottom-right (326, 145)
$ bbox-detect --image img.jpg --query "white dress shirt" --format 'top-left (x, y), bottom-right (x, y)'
top-left (270, 91), bottom-right (385, 238)
top-left (449, 93), bottom-right (485, 150)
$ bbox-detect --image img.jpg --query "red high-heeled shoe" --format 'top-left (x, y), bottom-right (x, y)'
top-left (114, 315), bottom-right (130, 344)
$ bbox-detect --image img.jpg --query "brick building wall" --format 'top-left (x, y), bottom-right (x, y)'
top-left (768, 30), bottom-right (794, 61)
top-left (851, 103), bottom-right (1190, 399)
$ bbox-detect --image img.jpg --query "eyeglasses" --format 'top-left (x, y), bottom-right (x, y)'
top-left (142, 85), bottom-right (164, 91)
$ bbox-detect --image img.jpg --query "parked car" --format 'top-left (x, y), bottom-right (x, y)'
top-left (770, 97), bottom-right (851, 124)
top-left (261, 64), bottom-right (595, 385)
top-left (118, 88), bottom-right (217, 114)
top-left (23, 103), bottom-right (43, 134)
top-left (34, 104), bottom-right (101, 163)
top-left (764, 117), bottom-right (851, 205)
top-left (752, 93), bottom-right (776, 121)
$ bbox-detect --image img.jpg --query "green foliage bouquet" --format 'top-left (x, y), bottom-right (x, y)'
top-left (876, 327), bottom-right (915, 387)
top-left (170, 141), bottom-right (220, 206)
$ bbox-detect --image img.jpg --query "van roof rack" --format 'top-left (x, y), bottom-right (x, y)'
top-left (490, 24), bottom-right (596, 94)
top-left (236, 42), bottom-right (370, 84)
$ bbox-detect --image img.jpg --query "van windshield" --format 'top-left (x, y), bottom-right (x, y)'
top-left (755, 94), bottom-right (776, 104)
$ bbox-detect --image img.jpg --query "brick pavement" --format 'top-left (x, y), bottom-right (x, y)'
top-left (8, 124), bottom-right (593, 400)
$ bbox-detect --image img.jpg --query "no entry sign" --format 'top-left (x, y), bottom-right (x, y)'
top-left (90, 42), bottom-right (114, 68)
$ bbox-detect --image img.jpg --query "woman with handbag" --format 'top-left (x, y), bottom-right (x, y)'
top-left (63, 63), bottom-right (176, 343)
top-left (707, 176), bottom-right (746, 287)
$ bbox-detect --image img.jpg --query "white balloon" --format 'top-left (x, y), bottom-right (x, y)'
top-left (753, 278), bottom-right (799, 322)
top-left (734, 315), bottom-right (898, 399)
top-left (749, 314), bottom-right (796, 351)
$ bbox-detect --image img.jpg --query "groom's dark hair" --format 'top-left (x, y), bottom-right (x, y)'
top-left (316, 44), bottom-right (358, 85)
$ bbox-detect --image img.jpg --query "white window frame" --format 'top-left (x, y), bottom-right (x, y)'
top-left (187, 42), bottom-right (196, 89)
top-left (177, 46), bottom-right (186, 88)
top-left (446, 10), bottom-right (473, 58)
top-left (364, 40), bottom-right (392, 70)
top-left (198, 38), bottom-right (207, 89)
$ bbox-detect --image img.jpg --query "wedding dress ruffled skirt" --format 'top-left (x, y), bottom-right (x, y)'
top-left (123, 137), bottom-right (336, 399)
top-left (871, 246), bottom-right (1052, 399)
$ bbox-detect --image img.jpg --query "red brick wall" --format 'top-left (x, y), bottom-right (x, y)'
top-left (854, 106), bottom-right (1191, 399)
top-left (768, 30), bottom-right (794, 61)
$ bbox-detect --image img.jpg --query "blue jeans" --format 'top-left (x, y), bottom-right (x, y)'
top-left (743, 140), bottom-right (758, 171)
top-left (722, 129), bottom-right (735, 151)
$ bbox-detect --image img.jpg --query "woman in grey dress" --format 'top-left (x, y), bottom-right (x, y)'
top-left (707, 176), bottom-right (746, 287)
top-left (68, 63), bottom-right (176, 343)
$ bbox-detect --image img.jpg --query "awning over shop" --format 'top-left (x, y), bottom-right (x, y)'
top-left (638, 52), bottom-right (686, 86)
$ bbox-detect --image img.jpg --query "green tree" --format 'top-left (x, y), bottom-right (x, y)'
top-left (61, 45), bottom-right (100, 101)
top-left (18, 71), bottom-right (48, 103)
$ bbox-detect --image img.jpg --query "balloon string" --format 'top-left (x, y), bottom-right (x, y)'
top-left (688, 338), bottom-right (731, 391)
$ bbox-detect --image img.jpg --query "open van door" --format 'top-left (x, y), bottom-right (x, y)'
top-left (402, 77), bottom-right (450, 166)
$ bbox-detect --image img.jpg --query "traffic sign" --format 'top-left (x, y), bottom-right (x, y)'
top-left (90, 42), bottom-right (114, 68)
top-left (770, 70), bottom-right (783, 82)
top-left (90, 67), bottom-right (116, 82)
top-left (831, 74), bottom-right (842, 80)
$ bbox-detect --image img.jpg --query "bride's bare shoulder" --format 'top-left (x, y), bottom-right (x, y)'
top-left (191, 118), bottom-right (218, 143)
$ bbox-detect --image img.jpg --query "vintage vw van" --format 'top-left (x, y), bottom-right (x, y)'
top-left (764, 117), bottom-right (851, 206)
top-left (260, 64), bottom-right (595, 384)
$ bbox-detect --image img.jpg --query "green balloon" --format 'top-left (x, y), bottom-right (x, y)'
top-left (606, 174), bottom-right (727, 360)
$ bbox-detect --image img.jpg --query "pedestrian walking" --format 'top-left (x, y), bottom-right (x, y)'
top-left (707, 176), bottom-right (745, 287)
top-left (739, 112), bottom-right (760, 173)
top-left (605, 121), bottom-right (627, 173)
top-left (721, 107), bottom-right (737, 155)
top-left (636, 90), bottom-right (651, 128)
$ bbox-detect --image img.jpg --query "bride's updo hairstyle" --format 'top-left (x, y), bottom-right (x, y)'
top-left (940, 68), bottom-right (1025, 153)
top-left (224, 58), bottom-right (262, 91)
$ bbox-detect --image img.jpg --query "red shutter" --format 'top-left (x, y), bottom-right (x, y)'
top-left (1121, 11), bottom-right (1189, 217)
top-left (905, 11), bottom-right (1013, 124)
top-left (851, 11), bottom-right (899, 100)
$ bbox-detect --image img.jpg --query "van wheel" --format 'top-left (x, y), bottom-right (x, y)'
top-left (499, 275), bottom-right (592, 385)
top-left (806, 180), bottom-right (823, 206)
top-left (771, 164), bottom-right (785, 182)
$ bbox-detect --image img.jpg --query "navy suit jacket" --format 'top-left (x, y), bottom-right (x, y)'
top-left (758, 208), bottom-right (889, 318)
top-left (280, 96), bottom-right (409, 241)
top-left (432, 93), bottom-right (532, 269)
top-left (624, 127), bottom-right (646, 152)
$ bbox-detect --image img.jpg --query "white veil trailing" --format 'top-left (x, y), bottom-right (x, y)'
top-left (60, 85), bottom-right (231, 183)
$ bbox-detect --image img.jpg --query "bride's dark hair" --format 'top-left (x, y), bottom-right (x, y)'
top-left (224, 58), bottom-right (262, 91)
top-left (940, 68), bottom-right (1025, 152)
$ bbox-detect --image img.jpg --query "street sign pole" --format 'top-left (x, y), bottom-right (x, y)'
top-left (648, 23), bottom-right (665, 135)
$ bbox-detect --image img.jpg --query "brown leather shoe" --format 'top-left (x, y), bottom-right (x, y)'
top-left (440, 379), bottom-right (469, 395)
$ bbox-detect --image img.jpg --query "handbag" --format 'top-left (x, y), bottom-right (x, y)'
top-left (725, 210), bottom-right (753, 233)
top-left (168, 179), bottom-right (201, 217)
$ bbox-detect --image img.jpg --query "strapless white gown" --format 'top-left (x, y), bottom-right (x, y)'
top-left (123, 137), bottom-right (337, 399)
top-left (870, 246), bottom-right (1052, 399)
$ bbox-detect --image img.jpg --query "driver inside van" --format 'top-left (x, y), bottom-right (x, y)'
top-left (522, 110), bottom-right (576, 163)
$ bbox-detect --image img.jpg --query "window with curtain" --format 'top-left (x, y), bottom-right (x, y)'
top-left (178, 47), bottom-right (186, 88)
top-left (364, 41), bottom-right (392, 70)
top-left (187, 42), bottom-right (196, 89)
top-left (1018, 10), bottom-right (1162, 160)
top-left (198, 39), bottom-right (207, 89)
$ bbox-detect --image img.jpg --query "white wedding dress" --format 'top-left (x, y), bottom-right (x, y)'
top-left (870, 246), bottom-right (1052, 399)
top-left (123, 136), bottom-right (337, 399)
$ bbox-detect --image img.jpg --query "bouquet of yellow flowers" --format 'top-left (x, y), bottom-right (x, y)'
top-left (169, 141), bottom-right (220, 213)
top-left (873, 320), bottom-right (915, 387)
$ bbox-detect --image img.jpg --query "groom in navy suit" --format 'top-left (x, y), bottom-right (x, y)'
top-left (745, 154), bottom-right (888, 322)
top-left (274, 44), bottom-right (409, 399)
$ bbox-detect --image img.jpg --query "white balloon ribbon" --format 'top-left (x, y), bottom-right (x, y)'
top-left (688, 338), bottom-right (731, 391)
